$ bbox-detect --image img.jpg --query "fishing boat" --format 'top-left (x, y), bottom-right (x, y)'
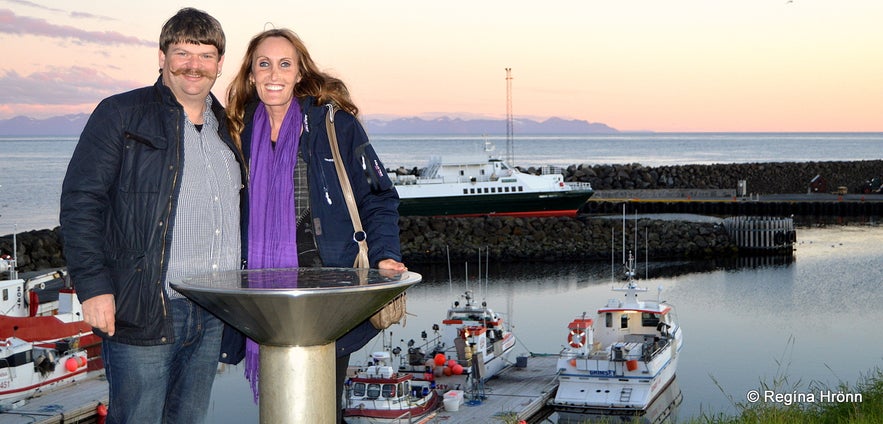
top-left (344, 350), bottom-right (441, 423)
top-left (0, 240), bottom-right (101, 407)
top-left (390, 147), bottom-right (593, 217)
top-left (548, 252), bottom-right (683, 413)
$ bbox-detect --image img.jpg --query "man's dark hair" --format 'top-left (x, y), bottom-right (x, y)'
top-left (159, 8), bottom-right (225, 56)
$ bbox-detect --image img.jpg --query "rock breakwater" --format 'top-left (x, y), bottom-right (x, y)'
top-left (3, 217), bottom-right (735, 271)
top-left (546, 160), bottom-right (883, 193)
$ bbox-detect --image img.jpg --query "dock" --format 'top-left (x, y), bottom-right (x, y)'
top-left (3, 356), bottom-right (561, 424)
top-left (0, 375), bottom-right (108, 424)
top-left (424, 354), bottom-right (559, 424)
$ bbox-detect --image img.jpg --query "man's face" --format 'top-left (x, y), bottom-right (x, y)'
top-left (159, 42), bottom-right (224, 105)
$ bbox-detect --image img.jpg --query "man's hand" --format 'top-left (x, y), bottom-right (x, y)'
top-left (82, 294), bottom-right (116, 336)
top-left (378, 259), bottom-right (407, 272)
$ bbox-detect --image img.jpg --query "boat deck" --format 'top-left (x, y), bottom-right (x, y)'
top-left (422, 354), bottom-right (559, 423)
top-left (0, 374), bottom-right (108, 424)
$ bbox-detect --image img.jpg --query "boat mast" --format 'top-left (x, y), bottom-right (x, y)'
top-left (505, 68), bottom-right (514, 167)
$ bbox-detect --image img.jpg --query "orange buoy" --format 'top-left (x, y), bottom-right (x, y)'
top-left (433, 353), bottom-right (446, 366)
top-left (452, 364), bottom-right (463, 375)
top-left (626, 359), bottom-right (639, 371)
top-left (65, 357), bottom-right (78, 372)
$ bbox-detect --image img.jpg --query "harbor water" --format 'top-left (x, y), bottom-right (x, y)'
top-left (2, 133), bottom-right (883, 422)
top-left (206, 225), bottom-right (883, 423)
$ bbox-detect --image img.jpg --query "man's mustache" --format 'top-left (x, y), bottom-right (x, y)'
top-left (169, 67), bottom-right (216, 79)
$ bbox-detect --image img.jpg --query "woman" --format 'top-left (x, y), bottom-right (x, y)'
top-left (226, 28), bottom-right (406, 419)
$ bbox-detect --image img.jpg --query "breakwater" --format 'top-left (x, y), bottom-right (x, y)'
top-left (2, 217), bottom-right (735, 271)
top-left (544, 160), bottom-right (883, 193)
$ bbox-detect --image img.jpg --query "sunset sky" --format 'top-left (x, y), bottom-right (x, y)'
top-left (1, 0), bottom-right (882, 132)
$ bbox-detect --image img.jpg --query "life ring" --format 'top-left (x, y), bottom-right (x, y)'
top-left (568, 329), bottom-right (585, 348)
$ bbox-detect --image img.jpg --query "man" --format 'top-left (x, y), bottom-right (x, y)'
top-left (60, 8), bottom-right (244, 423)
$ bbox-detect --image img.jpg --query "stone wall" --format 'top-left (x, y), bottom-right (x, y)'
top-left (2, 217), bottom-right (735, 271)
top-left (525, 160), bottom-right (883, 194)
top-left (399, 216), bottom-right (734, 263)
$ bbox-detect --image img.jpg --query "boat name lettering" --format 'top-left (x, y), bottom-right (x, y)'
top-left (588, 370), bottom-right (616, 377)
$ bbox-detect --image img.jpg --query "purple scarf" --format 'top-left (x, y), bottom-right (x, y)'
top-left (246, 101), bottom-right (303, 402)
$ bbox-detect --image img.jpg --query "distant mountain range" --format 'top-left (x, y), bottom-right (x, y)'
top-left (0, 113), bottom-right (619, 136)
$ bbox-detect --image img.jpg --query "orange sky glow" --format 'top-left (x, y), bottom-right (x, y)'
top-left (1, 0), bottom-right (882, 132)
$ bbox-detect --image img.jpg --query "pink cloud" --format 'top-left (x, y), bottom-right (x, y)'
top-left (0, 8), bottom-right (152, 46)
top-left (0, 67), bottom-right (142, 105)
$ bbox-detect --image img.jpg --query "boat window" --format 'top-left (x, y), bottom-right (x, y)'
top-left (481, 169), bottom-right (485, 175)
top-left (642, 312), bottom-right (660, 327)
top-left (605, 312), bottom-right (612, 327)
top-left (459, 170), bottom-right (465, 176)
top-left (504, 187), bottom-right (510, 192)
top-left (382, 383), bottom-right (396, 398)
top-left (518, 186), bottom-right (524, 192)
top-left (484, 188), bottom-right (489, 193)
top-left (462, 189), bottom-right (468, 194)
top-left (352, 382), bottom-right (366, 397)
top-left (621, 314), bottom-right (629, 329)
top-left (491, 187), bottom-right (496, 193)
top-left (2, 288), bottom-right (7, 301)
top-left (366, 383), bottom-right (381, 399)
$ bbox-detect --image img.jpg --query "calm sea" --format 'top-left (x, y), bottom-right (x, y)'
top-left (2, 132), bottom-right (882, 233)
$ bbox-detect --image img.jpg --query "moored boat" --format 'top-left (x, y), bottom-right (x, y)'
top-left (0, 243), bottom-right (101, 407)
top-left (344, 351), bottom-right (441, 423)
top-left (549, 253), bottom-right (683, 413)
top-left (391, 152), bottom-right (593, 217)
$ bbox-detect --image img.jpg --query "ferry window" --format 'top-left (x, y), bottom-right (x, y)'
top-left (459, 170), bottom-right (465, 176)
top-left (484, 188), bottom-right (489, 193)
top-left (504, 187), bottom-right (509, 192)
top-left (366, 383), bottom-right (381, 399)
top-left (491, 188), bottom-right (496, 193)
top-left (481, 169), bottom-right (485, 175)
top-left (470, 188), bottom-right (476, 194)
top-left (382, 383), bottom-right (396, 398)
top-left (462, 189), bottom-right (468, 194)
top-left (353, 382), bottom-right (366, 397)
top-left (605, 312), bottom-right (612, 327)
top-left (642, 313), bottom-right (660, 327)
top-left (621, 314), bottom-right (629, 329)
top-left (2, 288), bottom-right (6, 301)
top-left (518, 186), bottom-right (524, 192)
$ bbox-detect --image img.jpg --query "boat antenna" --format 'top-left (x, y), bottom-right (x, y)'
top-left (485, 247), bottom-right (490, 299)
top-left (645, 227), bottom-right (649, 280)
top-left (477, 247), bottom-right (482, 300)
top-left (621, 204), bottom-right (626, 266)
top-left (610, 226), bottom-right (615, 283)
top-left (465, 261), bottom-right (469, 293)
top-left (10, 225), bottom-right (18, 280)
top-left (446, 245), bottom-right (453, 299)
top-left (505, 68), bottom-right (515, 167)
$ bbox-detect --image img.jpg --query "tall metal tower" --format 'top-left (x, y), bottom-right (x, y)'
top-left (505, 68), bottom-right (514, 166)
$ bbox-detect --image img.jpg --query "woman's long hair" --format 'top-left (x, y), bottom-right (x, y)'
top-left (226, 28), bottom-right (358, 148)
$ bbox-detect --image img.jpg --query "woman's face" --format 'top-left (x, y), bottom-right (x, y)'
top-left (250, 36), bottom-right (299, 109)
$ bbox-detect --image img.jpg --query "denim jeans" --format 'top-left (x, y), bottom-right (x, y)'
top-left (102, 298), bottom-right (223, 424)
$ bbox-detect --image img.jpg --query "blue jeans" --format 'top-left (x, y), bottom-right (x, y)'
top-left (102, 298), bottom-right (223, 424)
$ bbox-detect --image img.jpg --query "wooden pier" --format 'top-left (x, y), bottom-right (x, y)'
top-left (0, 375), bottom-right (108, 424)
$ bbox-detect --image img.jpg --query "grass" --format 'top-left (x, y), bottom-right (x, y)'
top-left (691, 337), bottom-right (883, 424)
